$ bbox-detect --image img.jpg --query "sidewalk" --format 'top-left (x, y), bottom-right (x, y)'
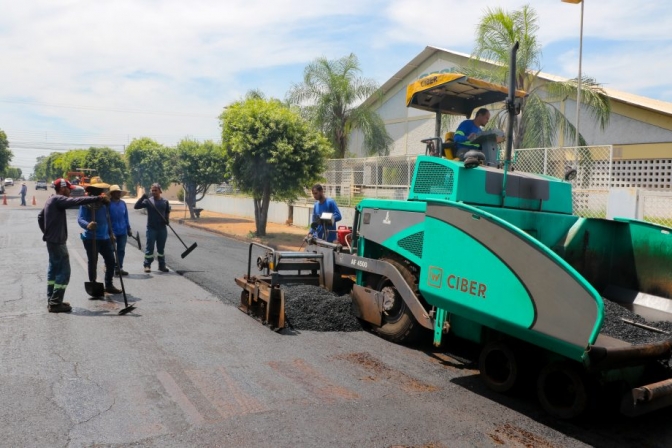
top-left (122, 197), bottom-right (308, 251)
top-left (175, 205), bottom-right (308, 251)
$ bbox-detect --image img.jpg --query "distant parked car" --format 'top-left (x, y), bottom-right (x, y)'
top-left (215, 183), bottom-right (233, 194)
top-left (36, 180), bottom-right (48, 190)
top-left (4, 178), bottom-right (14, 186)
top-left (70, 185), bottom-right (85, 197)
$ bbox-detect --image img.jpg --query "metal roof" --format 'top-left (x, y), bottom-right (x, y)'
top-left (368, 45), bottom-right (672, 118)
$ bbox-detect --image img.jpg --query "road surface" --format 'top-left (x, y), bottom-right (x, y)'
top-left (1, 184), bottom-right (671, 447)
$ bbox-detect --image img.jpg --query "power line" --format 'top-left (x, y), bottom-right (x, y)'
top-left (0, 99), bottom-right (219, 118)
top-left (4, 129), bottom-right (220, 145)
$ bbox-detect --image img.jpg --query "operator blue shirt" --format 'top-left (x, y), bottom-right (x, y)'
top-left (311, 197), bottom-right (342, 242)
top-left (453, 119), bottom-right (483, 151)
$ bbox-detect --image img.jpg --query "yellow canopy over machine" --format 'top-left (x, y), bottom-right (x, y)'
top-left (406, 73), bottom-right (527, 117)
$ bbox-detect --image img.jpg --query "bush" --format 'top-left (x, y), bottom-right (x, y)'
top-left (177, 189), bottom-right (184, 202)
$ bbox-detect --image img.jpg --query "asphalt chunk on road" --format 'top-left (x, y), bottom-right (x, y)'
top-left (283, 284), bottom-right (363, 332)
top-left (601, 299), bottom-right (672, 345)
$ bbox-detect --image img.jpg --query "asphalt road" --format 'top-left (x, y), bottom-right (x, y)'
top-left (1, 184), bottom-right (672, 447)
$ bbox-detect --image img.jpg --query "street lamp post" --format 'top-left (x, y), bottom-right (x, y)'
top-left (562, 0), bottom-right (584, 147)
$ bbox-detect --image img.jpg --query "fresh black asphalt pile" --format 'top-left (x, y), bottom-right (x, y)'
top-left (283, 284), bottom-right (363, 332)
top-left (601, 298), bottom-right (672, 345)
top-left (282, 287), bottom-right (672, 342)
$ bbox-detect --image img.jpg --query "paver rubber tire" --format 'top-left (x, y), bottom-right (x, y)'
top-left (536, 361), bottom-right (589, 419)
top-left (479, 341), bottom-right (519, 393)
top-left (374, 258), bottom-right (423, 344)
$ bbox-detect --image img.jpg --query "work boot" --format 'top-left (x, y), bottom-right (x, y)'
top-left (105, 285), bottom-right (123, 294)
top-left (158, 266), bottom-right (169, 273)
top-left (48, 303), bottom-right (72, 313)
top-left (462, 150), bottom-right (485, 169)
top-left (144, 266), bottom-right (151, 273)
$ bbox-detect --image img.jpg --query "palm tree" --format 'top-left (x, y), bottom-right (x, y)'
top-left (287, 54), bottom-right (392, 158)
top-left (466, 4), bottom-right (611, 149)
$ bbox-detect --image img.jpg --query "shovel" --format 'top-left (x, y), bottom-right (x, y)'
top-left (143, 196), bottom-right (197, 258)
top-left (84, 205), bottom-right (105, 298)
top-left (129, 230), bottom-right (142, 251)
top-left (106, 208), bottom-right (135, 315)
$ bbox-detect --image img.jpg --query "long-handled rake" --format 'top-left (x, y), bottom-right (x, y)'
top-left (129, 230), bottom-right (142, 251)
top-left (105, 208), bottom-right (135, 315)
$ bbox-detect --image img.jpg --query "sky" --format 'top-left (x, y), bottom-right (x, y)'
top-left (2, 0), bottom-right (672, 177)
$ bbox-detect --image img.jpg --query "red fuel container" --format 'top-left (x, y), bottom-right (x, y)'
top-left (337, 226), bottom-right (352, 245)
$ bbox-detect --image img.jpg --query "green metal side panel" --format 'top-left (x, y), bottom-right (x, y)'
top-left (615, 218), bottom-right (672, 298)
top-left (419, 200), bottom-right (603, 362)
top-left (422, 216), bottom-right (535, 327)
top-left (559, 218), bottom-right (638, 295)
top-left (479, 207), bottom-right (580, 250)
top-left (408, 155), bottom-right (573, 214)
top-left (355, 199), bottom-right (428, 282)
top-left (358, 198), bottom-right (427, 213)
top-left (380, 222), bottom-right (426, 267)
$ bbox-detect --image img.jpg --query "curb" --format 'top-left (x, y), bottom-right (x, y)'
top-left (179, 219), bottom-right (301, 252)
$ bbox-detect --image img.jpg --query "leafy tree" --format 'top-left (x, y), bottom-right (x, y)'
top-left (0, 130), bottom-right (13, 175)
top-left (33, 152), bottom-right (65, 181)
top-left (220, 97), bottom-right (332, 236)
top-left (80, 147), bottom-right (126, 186)
top-left (3, 167), bottom-right (22, 179)
top-left (32, 148), bottom-right (126, 186)
top-left (287, 54), bottom-right (392, 158)
top-left (170, 139), bottom-right (228, 219)
top-left (57, 149), bottom-right (88, 177)
top-left (467, 4), bottom-right (611, 148)
top-left (125, 138), bottom-right (172, 193)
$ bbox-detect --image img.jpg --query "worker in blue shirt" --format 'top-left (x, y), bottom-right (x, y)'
top-left (309, 184), bottom-right (341, 243)
top-left (78, 185), bottom-right (122, 295)
top-left (453, 108), bottom-right (500, 160)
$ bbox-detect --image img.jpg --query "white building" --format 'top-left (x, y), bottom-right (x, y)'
top-left (349, 46), bottom-right (672, 190)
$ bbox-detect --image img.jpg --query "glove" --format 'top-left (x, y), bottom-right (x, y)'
top-left (141, 194), bottom-right (148, 200)
top-left (99, 195), bottom-right (110, 205)
top-left (127, 229), bottom-right (133, 237)
top-left (87, 222), bottom-right (97, 230)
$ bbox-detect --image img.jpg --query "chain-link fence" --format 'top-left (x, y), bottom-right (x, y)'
top-left (213, 146), bottom-right (672, 228)
top-left (317, 148), bottom-right (618, 217)
top-left (511, 146), bottom-right (672, 227)
top-left (639, 190), bottom-right (672, 228)
top-left (511, 145), bottom-right (613, 218)
top-left (317, 155), bottom-right (418, 207)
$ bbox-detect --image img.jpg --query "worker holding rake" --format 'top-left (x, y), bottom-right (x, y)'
top-left (135, 183), bottom-right (171, 273)
top-left (108, 184), bottom-right (132, 275)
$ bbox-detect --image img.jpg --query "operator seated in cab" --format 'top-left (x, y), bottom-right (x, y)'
top-left (453, 108), bottom-right (504, 167)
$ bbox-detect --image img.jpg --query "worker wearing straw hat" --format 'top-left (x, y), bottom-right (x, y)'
top-left (78, 182), bottom-right (122, 295)
top-left (108, 185), bottom-right (132, 275)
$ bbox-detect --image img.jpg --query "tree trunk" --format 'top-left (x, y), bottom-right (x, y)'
top-left (253, 186), bottom-right (271, 236)
top-left (185, 182), bottom-right (197, 219)
top-left (287, 201), bottom-right (294, 225)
